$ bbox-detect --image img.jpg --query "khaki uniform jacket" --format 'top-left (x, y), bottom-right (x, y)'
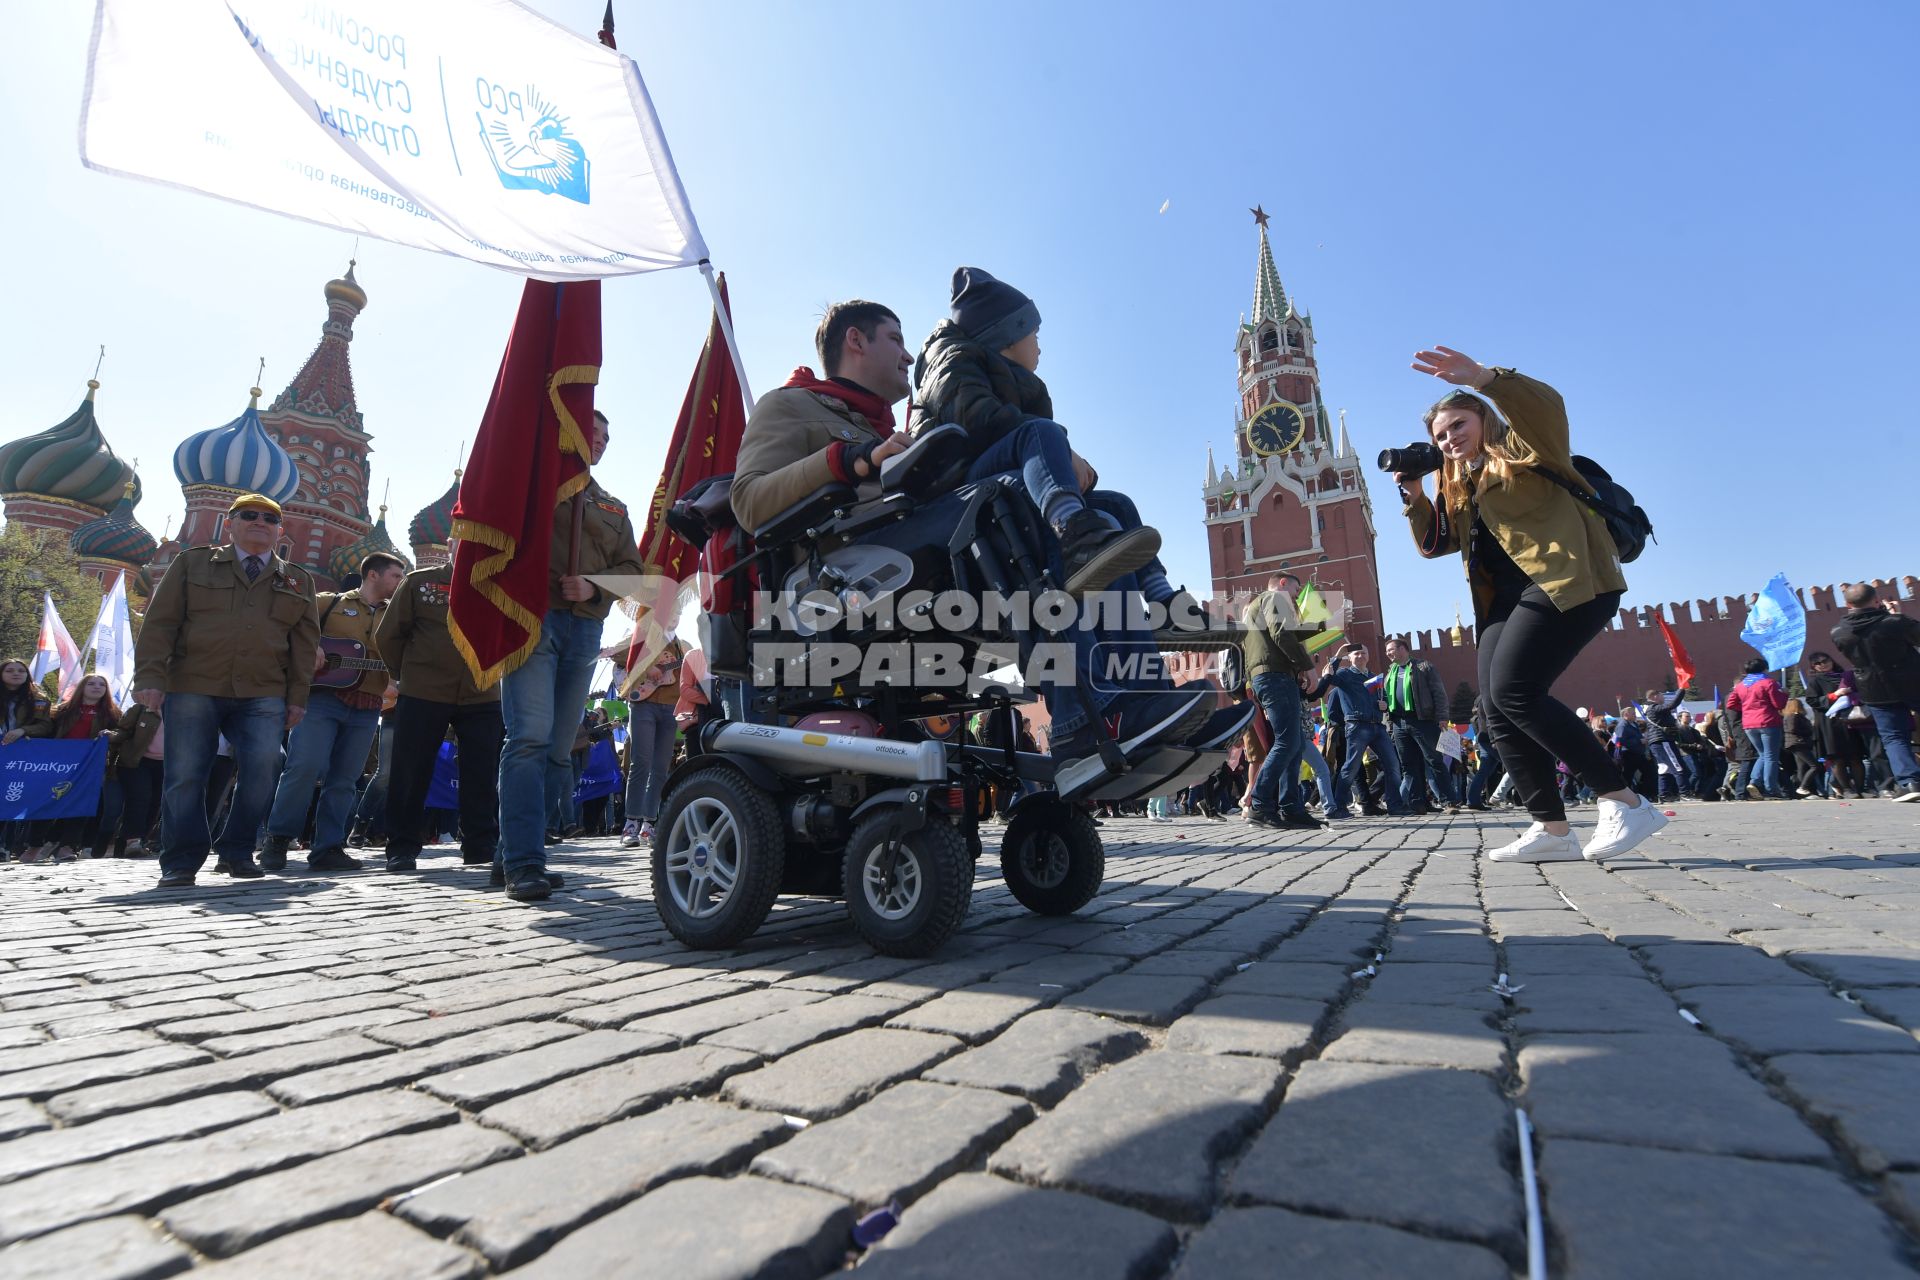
top-left (316, 588), bottom-right (390, 701)
top-left (552, 479), bottom-right (646, 621)
top-left (6, 695), bottom-right (51, 739)
top-left (730, 387), bottom-right (886, 534)
top-left (374, 565), bottom-right (500, 706)
top-left (133, 545), bottom-right (320, 708)
top-left (1240, 590), bottom-right (1315, 682)
top-left (1402, 370), bottom-right (1628, 618)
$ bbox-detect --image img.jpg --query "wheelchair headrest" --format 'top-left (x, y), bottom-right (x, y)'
top-left (880, 423), bottom-right (974, 498)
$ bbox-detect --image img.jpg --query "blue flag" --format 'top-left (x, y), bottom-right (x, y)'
top-left (425, 742), bottom-right (460, 812)
top-left (0, 739), bottom-right (108, 820)
top-left (1740, 573), bottom-right (1807, 671)
top-left (573, 739), bottom-right (621, 806)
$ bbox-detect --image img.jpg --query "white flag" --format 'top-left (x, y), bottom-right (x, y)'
top-left (30, 593), bottom-right (82, 698)
top-left (82, 0), bottom-right (707, 279)
top-left (86, 573), bottom-right (136, 705)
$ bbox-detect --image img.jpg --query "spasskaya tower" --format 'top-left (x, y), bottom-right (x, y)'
top-left (1203, 207), bottom-right (1384, 655)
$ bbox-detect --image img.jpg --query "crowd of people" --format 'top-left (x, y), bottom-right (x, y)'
top-left (5, 287), bottom-right (1920, 888)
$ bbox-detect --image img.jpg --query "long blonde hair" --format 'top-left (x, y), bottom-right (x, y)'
top-left (1423, 388), bottom-right (1540, 518)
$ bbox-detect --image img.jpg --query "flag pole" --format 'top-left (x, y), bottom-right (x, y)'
top-left (698, 260), bottom-right (755, 415)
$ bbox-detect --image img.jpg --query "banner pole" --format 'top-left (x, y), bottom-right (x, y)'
top-left (698, 260), bottom-right (755, 414)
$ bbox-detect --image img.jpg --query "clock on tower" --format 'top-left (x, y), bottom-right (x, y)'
top-left (1247, 402), bottom-right (1305, 456)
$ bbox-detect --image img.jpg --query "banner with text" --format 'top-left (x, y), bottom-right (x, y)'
top-left (82, 0), bottom-right (708, 278)
top-left (0, 740), bottom-right (109, 821)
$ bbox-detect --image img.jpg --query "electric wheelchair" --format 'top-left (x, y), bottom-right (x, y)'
top-left (649, 424), bottom-right (1244, 957)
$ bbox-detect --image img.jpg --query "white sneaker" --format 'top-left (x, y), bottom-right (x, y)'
top-left (1583, 795), bottom-right (1669, 861)
top-left (619, 821), bottom-right (640, 849)
top-left (1488, 823), bottom-right (1583, 862)
top-left (639, 822), bottom-right (656, 846)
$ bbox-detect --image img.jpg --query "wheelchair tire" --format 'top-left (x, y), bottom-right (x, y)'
top-left (650, 765), bottom-right (786, 950)
top-left (1000, 803), bottom-right (1104, 916)
top-left (842, 812), bottom-right (973, 958)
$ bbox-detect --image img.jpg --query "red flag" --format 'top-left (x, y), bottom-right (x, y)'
top-left (450, 280), bottom-right (600, 689)
top-left (621, 275), bottom-right (747, 687)
top-left (636, 274), bottom-right (747, 583)
top-left (1656, 612), bottom-right (1695, 692)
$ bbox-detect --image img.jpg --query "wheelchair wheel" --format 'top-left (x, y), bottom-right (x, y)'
top-left (650, 765), bottom-right (785, 950)
top-left (842, 811), bottom-right (973, 958)
top-left (1000, 802), bottom-right (1104, 916)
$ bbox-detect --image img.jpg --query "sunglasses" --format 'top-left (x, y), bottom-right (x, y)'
top-left (233, 510), bottom-right (282, 525)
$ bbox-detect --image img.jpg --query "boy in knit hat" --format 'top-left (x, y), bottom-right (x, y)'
top-left (915, 267), bottom-right (1169, 597)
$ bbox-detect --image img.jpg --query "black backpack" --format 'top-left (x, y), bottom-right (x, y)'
top-left (1535, 456), bottom-right (1655, 564)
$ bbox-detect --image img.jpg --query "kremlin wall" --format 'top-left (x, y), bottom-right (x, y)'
top-left (0, 265), bottom-right (462, 598)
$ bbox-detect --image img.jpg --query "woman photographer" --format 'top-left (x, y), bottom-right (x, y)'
top-left (1396, 347), bottom-right (1666, 862)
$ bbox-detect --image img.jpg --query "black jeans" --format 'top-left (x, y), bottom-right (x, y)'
top-left (383, 696), bottom-right (503, 862)
top-left (117, 759), bottom-right (164, 851)
top-left (1477, 586), bottom-right (1626, 823)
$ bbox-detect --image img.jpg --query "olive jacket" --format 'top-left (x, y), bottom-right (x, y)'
top-left (1401, 370), bottom-right (1628, 618)
top-left (374, 564), bottom-right (499, 706)
top-left (133, 545), bottom-right (320, 708)
top-left (731, 386), bottom-right (887, 534)
top-left (551, 479), bottom-right (647, 621)
top-left (1240, 589), bottom-right (1315, 682)
top-left (316, 587), bottom-right (391, 702)
top-left (106, 705), bottom-right (162, 769)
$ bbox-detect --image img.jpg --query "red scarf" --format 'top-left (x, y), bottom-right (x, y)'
top-left (783, 368), bottom-right (896, 436)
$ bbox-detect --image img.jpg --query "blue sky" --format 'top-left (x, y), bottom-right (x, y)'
top-left (4, 1), bottom-right (1915, 636)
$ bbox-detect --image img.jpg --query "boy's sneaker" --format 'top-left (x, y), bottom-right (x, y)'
top-left (619, 821), bottom-right (641, 848)
top-left (1488, 824), bottom-right (1583, 862)
top-left (1056, 510), bottom-right (1162, 595)
top-left (1582, 796), bottom-right (1670, 861)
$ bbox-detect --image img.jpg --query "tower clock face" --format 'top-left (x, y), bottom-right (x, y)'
top-left (1247, 401), bottom-right (1306, 456)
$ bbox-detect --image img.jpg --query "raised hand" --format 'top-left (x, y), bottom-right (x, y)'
top-left (1411, 346), bottom-right (1494, 388)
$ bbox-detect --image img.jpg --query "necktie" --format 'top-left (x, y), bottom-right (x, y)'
top-left (245, 557), bottom-right (262, 582)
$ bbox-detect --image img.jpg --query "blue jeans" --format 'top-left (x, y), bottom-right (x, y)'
top-left (266, 691), bottom-right (381, 852)
top-left (1467, 745), bottom-right (1504, 806)
top-left (158, 694), bottom-right (285, 877)
top-left (1744, 725), bottom-right (1785, 796)
top-left (1867, 701), bottom-right (1920, 786)
top-left (964, 418), bottom-right (1079, 524)
top-left (499, 610), bottom-right (603, 876)
top-left (1301, 734), bottom-right (1335, 807)
top-left (623, 702), bottom-right (678, 824)
top-left (1329, 720), bottom-right (1407, 818)
top-left (1249, 673), bottom-right (1306, 818)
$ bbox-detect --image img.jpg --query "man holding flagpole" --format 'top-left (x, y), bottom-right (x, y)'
top-left (450, 277), bottom-right (645, 902)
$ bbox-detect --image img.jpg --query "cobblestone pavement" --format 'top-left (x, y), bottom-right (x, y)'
top-left (3, 802), bottom-right (1920, 1277)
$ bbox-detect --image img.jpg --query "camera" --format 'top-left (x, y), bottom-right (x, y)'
top-left (1377, 442), bottom-right (1442, 478)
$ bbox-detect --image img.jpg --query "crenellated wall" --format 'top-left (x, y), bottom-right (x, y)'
top-left (1399, 574), bottom-right (1920, 712)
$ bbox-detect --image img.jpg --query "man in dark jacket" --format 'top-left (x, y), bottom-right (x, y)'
top-left (1831, 582), bottom-right (1920, 802)
top-left (1382, 638), bottom-right (1455, 813)
top-left (1308, 644), bottom-right (1409, 821)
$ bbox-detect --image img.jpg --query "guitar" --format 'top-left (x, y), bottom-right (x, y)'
top-left (313, 637), bottom-right (388, 691)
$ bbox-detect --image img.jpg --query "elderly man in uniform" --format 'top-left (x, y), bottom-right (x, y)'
top-left (497, 409), bottom-right (646, 902)
top-left (375, 547), bottom-right (504, 875)
top-left (257, 551), bottom-right (408, 873)
top-left (134, 493), bottom-right (319, 888)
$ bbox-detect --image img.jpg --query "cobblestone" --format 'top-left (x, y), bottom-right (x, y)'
top-left (3, 808), bottom-right (1919, 1275)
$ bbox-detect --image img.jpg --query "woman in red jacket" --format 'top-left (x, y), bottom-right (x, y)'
top-left (1724, 658), bottom-right (1787, 799)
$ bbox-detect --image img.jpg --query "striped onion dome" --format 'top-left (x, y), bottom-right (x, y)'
top-left (0, 380), bottom-right (135, 510)
top-left (69, 478), bottom-right (157, 568)
top-left (328, 506), bottom-right (408, 583)
top-left (409, 471), bottom-right (460, 548)
top-left (173, 389), bottom-right (300, 503)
